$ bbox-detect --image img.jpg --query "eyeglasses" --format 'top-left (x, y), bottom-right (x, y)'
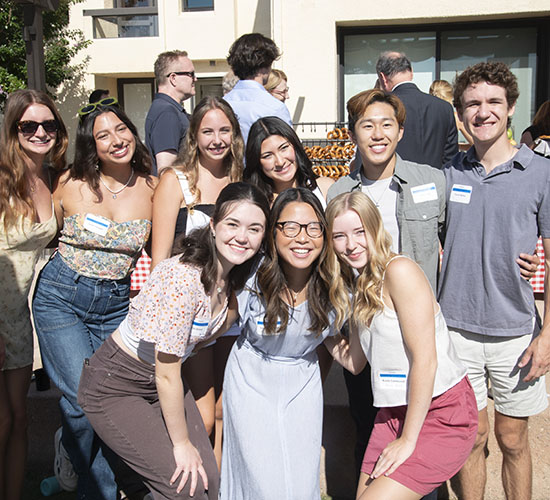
top-left (276, 221), bottom-right (324, 238)
top-left (78, 97), bottom-right (119, 118)
top-left (271, 87), bottom-right (289, 97)
top-left (167, 71), bottom-right (196, 79)
top-left (17, 120), bottom-right (59, 135)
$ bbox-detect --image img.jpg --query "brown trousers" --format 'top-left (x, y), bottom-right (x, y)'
top-left (78, 335), bottom-right (219, 499)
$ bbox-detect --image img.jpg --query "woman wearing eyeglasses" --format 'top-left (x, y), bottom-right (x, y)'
top-left (220, 188), bottom-right (350, 499)
top-left (244, 116), bottom-right (336, 381)
top-left (32, 98), bottom-right (156, 498)
top-left (264, 69), bottom-right (289, 103)
top-left (0, 89), bottom-right (67, 500)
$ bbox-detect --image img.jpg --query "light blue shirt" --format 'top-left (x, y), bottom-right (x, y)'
top-left (223, 80), bottom-right (292, 144)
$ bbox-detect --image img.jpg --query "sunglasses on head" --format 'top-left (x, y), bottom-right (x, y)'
top-left (17, 120), bottom-right (59, 135)
top-left (78, 97), bottom-right (119, 118)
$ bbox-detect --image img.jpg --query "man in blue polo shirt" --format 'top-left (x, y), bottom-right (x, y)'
top-left (145, 50), bottom-right (195, 173)
top-left (439, 62), bottom-right (550, 500)
top-left (224, 33), bottom-right (292, 144)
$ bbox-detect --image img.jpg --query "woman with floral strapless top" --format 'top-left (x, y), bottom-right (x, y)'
top-left (32, 98), bottom-right (156, 499)
top-left (151, 96), bottom-right (244, 468)
top-left (0, 89), bottom-right (68, 500)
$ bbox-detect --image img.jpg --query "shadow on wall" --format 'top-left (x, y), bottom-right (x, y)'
top-left (252, 0), bottom-right (271, 36)
top-left (54, 55), bottom-right (91, 161)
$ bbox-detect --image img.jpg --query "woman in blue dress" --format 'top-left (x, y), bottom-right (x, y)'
top-left (220, 187), bottom-right (350, 499)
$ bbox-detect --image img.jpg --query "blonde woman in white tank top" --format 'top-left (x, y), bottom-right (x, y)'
top-left (323, 191), bottom-right (477, 500)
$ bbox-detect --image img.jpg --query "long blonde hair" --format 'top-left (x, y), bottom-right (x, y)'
top-left (326, 191), bottom-right (395, 327)
top-left (0, 89), bottom-right (68, 228)
top-left (172, 96), bottom-right (243, 209)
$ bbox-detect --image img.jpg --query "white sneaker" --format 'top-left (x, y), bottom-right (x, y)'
top-left (54, 427), bottom-right (78, 491)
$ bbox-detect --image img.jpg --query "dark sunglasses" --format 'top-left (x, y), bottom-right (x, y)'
top-left (17, 120), bottom-right (59, 135)
top-left (166, 71), bottom-right (196, 79)
top-left (78, 97), bottom-right (119, 118)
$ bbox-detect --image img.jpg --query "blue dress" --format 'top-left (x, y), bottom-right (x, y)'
top-left (220, 275), bottom-right (335, 499)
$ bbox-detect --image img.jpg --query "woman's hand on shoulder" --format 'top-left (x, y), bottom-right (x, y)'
top-left (171, 440), bottom-right (208, 495)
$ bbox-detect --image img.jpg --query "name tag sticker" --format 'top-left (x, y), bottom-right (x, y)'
top-left (191, 319), bottom-right (209, 339)
top-left (256, 316), bottom-right (280, 336)
top-left (83, 214), bottom-right (111, 237)
top-left (410, 183), bottom-right (437, 203)
top-left (450, 184), bottom-right (473, 204)
top-left (378, 371), bottom-right (407, 389)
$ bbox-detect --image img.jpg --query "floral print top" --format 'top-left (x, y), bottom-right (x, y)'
top-left (127, 256), bottom-right (228, 360)
top-left (58, 213), bottom-right (151, 280)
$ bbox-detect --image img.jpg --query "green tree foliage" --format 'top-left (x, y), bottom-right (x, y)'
top-left (0, 0), bottom-right (90, 108)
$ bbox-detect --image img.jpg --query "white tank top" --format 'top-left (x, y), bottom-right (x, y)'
top-left (174, 170), bottom-right (212, 234)
top-left (359, 256), bottom-right (466, 407)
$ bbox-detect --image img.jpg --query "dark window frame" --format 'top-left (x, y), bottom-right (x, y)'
top-left (337, 17), bottom-right (550, 121)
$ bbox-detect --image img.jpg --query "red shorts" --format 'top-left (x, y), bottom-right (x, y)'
top-left (361, 376), bottom-right (478, 495)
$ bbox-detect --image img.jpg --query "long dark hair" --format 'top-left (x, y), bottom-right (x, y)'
top-left (244, 117), bottom-right (318, 203)
top-left (257, 187), bottom-right (331, 335)
top-left (173, 182), bottom-right (270, 292)
top-left (69, 104), bottom-right (152, 201)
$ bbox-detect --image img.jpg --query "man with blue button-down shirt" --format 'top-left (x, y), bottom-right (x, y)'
top-left (439, 62), bottom-right (550, 500)
top-left (223, 33), bottom-right (292, 144)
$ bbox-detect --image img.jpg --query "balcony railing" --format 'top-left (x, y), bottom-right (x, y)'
top-left (83, 7), bottom-right (159, 38)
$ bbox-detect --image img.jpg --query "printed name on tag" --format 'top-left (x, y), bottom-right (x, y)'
top-left (191, 319), bottom-right (209, 338)
top-left (450, 184), bottom-right (473, 204)
top-left (378, 371), bottom-right (407, 389)
top-left (83, 214), bottom-right (111, 237)
top-left (410, 183), bottom-right (438, 203)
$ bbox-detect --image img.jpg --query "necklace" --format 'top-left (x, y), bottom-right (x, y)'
top-left (286, 281), bottom-right (308, 303)
top-left (99, 168), bottom-right (134, 199)
top-left (363, 178), bottom-right (392, 207)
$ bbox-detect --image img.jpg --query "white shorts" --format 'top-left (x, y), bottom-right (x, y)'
top-left (448, 327), bottom-right (548, 417)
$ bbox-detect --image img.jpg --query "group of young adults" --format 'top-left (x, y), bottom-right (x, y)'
top-left (1, 34), bottom-right (548, 500)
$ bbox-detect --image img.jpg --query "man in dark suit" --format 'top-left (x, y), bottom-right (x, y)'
top-left (377, 51), bottom-right (458, 169)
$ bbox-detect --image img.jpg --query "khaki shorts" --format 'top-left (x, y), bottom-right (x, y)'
top-left (448, 327), bottom-right (548, 417)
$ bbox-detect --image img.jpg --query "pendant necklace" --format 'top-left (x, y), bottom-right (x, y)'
top-left (99, 168), bottom-right (135, 199)
top-left (363, 180), bottom-right (391, 208)
top-left (287, 280), bottom-right (308, 303)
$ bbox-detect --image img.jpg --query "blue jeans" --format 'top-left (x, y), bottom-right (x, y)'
top-left (32, 253), bottom-right (130, 499)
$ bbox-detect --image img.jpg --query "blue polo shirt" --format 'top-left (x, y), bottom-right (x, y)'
top-left (223, 80), bottom-right (292, 144)
top-left (145, 93), bottom-right (190, 174)
top-left (438, 145), bottom-right (550, 336)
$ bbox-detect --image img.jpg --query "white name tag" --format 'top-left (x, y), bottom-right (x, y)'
top-left (378, 371), bottom-right (407, 389)
top-left (83, 214), bottom-right (111, 237)
top-left (410, 183), bottom-right (438, 203)
top-left (450, 184), bottom-right (473, 204)
top-left (191, 319), bottom-right (209, 339)
top-left (256, 316), bottom-right (280, 336)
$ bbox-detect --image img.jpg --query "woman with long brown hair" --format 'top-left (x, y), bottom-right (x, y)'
top-left (151, 96), bottom-right (244, 466)
top-left (32, 99), bottom-right (155, 498)
top-left (0, 89), bottom-right (68, 499)
top-left (220, 187), bottom-right (351, 499)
